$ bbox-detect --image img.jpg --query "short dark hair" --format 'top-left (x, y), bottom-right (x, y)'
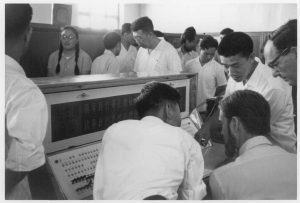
top-left (220, 90), bottom-right (271, 136)
top-left (153, 30), bottom-right (164, 38)
top-left (200, 35), bottom-right (218, 50)
top-left (103, 32), bottom-right (121, 50)
top-left (220, 28), bottom-right (234, 36)
top-left (218, 32), bottom-right (253, 58)
top-left (5, 4), bottom-right (33, 39)
top-left (121, 23), bottom-right (132, 35)
top-left (268, 19), bottom-right (297, 52)
top-left (131, 16), bottom-right (154, 33)
top-left (135, 82), bottom-right (181, 119)
top-left (181, 26), bottom-right (196, 44)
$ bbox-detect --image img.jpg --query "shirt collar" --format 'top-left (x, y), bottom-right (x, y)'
top-left (5, 55), bottom-right (26, 76)
top-left (244, 62), bottom-right (263, 88)
top-left (141, 116), bottom-right (165, 125)
top-left (153, 38), bottom-right (165, 51)
top-left (104, 49), bottom-right (115, 56)
top-left (239, 136), bottom-right (272, 155)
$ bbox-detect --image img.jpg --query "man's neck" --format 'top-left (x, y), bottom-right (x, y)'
top-left (243, 60), bottom-right (258, 85)
top-left (180, 46), bottom-right (187, 54)
top-left (199, 57), bottom-right (208, 67)
top-left (148, 37), bottom-right (161, 50)
top-left (122, 39), bottom-right (130, 51)
top-left (5, 41), bottom-right (22, 63)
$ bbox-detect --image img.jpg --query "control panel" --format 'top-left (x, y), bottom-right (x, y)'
top-left (47, 141), bottom-right (101, 200)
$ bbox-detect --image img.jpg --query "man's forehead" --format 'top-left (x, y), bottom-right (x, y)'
top-left (264, 40), bottom-right (278, 62)
top-left (220, 54), bottom-right (245, 64)
top-left (133, 30), bottom-right (145, 36)
top-left (202, 47), bottom-right (216, 53)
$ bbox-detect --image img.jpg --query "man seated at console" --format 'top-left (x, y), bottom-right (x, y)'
top-left (210, 90), bottom-right (297, 199)
top-left (93, 82), bottom-right (206, 200)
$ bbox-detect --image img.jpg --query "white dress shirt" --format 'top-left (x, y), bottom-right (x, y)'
top-left (209, 136), bottom-right (297, 200)
top-left (5, 55), bottom-right (48, 198)
top-left (185, 58), bottom-right (227, 112)
top-left (91, 50), bottom-right (120, 74)
top-left (93, 116), bottom-right (206, 200)
top-left (225, 62), bottom-right (296, 153)
top-left (134, 39), bottom-right (182, 76)
top-left (116, 43), bottom-right (137, 73)
top-left (177, 47), bottom-right (199, 69)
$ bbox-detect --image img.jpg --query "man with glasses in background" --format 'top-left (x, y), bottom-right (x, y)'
top-left (218, 32), bottom-right (296, 154)
top-left (264, 19), bottom-right (297, 133)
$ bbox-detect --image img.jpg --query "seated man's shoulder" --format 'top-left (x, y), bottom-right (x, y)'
top-left (79, 49), bottom-right (91, 58)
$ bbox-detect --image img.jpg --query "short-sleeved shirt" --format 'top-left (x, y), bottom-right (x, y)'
top-left (210, 136), bottom-right (297, 200)
top-left (47, 49), bottom-right (92, 76)
top-left (177, 47), bottom-right (199, 69)
top-left (93, 116), bottom-right (206, 200)
top-left (225, 62), bottom-right (296, 153)
top-left (5, 55), bottom-right (48, 199)
top-left (116, 44), bottom-right (137, 73)
top-left (185, 58), bottom-right (227, 112)
top-left (91, 50), bottom-right (120, 74)
top-left (134, 39), bottom-right (182, 76)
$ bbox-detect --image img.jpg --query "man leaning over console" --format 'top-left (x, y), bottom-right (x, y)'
top-left (93, 82), bottom-right (206, 200)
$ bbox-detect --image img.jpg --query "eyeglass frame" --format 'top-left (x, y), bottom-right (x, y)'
top-left (61, 34), bottom-right (76, 40)
top-left (267, 47), bottom-right (290, 69)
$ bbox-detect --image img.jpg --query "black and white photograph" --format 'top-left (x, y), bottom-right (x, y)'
top-left (3, 0), bottom-right (298, 200)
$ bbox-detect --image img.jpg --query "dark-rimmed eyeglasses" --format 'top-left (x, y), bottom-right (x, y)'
top-left (61, 34), bottom-right (76, 40)
top-left (268, 47), bottom-right (290, 69)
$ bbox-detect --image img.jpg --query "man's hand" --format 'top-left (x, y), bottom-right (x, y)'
top-left (195, 123), bottom-right (211, 146)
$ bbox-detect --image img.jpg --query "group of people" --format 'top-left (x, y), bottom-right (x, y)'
top-left (5, 3), bottom-right (297, 200)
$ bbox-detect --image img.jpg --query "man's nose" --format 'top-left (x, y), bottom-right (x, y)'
top-left (272, 69), bottom-right (281, 78)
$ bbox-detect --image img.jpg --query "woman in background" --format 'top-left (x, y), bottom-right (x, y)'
top-left (47, 26), bottom-right (92, 76)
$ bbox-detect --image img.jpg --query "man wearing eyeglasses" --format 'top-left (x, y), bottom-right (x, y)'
top-left (218, 32), bottom-right (296, 154)
top-left (264, 19), bottom-right (297, 134)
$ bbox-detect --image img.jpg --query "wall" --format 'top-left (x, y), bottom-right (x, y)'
top-left (140, 3), bottom-right (297, 33)
top-left (31, 3), bottom-right (53, 24)
top-left (30, 3), bottom-right (297, 33)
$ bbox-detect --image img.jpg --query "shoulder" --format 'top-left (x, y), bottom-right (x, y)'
top-left (163, 40), bottom-right (177, 52)
top-left (49, 50), bottom-right (59, 59)
top-left (79, 49), bottom-right (92, 59)
top-left (6, 74), bottom-right (45, 105)
top-left (258, 63), bottom-right (290, 91)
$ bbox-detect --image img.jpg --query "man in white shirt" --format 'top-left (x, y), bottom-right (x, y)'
top-left (93, 82), bottom-right (206, 200)
top-left (132, 16), bottom-right (182, 76)
top-left (185, 36), bottom-right (227, 112)
top-left (5, 4), bottom-right (53, 199)
top-left (210, 90), bottom-right (296, 199)
top-left (218, 32), bottom-right (296, 153)
top-left (177, 26), bottom-right (199, 68)
top-left (91, 32), bottom-right (121, 74)
top-left (117, 23), bottom-right (138, 73)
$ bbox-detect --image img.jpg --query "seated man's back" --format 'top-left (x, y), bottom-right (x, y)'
top-left (93, 82), bottom-right (206, 200)
top-left (210, 137), bottom-right (297, 199)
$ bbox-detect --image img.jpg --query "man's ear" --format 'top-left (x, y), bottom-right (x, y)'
top-left (290, 46), bottom-right (297, 56)
top-left (24, 26), bottom-right (32, 45)
top-left (229, 116), bottom-right (240, 138)
top-left (249, 52), bottom-right (256, 61)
